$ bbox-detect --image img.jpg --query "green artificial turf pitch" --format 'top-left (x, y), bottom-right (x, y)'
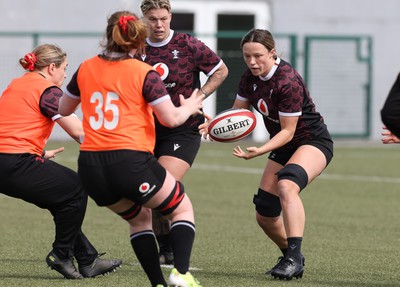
top-left (1, 140), bottom-right (400, 287)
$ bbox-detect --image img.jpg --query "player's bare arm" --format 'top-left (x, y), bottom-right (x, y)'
top-left (200, 61), bottom-right (229, 98)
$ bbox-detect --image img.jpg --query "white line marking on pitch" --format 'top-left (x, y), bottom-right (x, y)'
top-left (56, 157), bottom-right (400, 184)
top-left (192, 163), bottom-right (400, 184)
top-left (131, 262), bottom-right (202, 270)
top-left (160, 264), bottom-right (202, 271)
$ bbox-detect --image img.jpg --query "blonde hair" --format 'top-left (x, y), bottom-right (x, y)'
top-left (19, 44), bottom-right (66, 71)
top-left (101, 11), bottom-right (147, 54)
top-left (140, 0), bottom-right (171, 15)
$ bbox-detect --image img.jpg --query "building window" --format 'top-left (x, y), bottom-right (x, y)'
top-left (171, 13), bottom-right (194, 32)
top-left (217, 14), bottom-right (254, 112)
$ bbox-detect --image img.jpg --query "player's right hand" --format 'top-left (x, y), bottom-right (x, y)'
top-left (44, 147), bottom-right (65, 159)
top-left (199, 113), bottom-right (213, 140)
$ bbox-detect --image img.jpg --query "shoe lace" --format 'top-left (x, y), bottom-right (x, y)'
top-left (88, 252), bottom-right (107, 268)
top-left (270, 256), bottom-right (285, 269)
top-left (280, 257), bottom-right (295, 268)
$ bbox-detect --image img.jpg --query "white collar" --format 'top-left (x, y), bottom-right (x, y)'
top-left (259, 57), bottom-right (281, 81)
top-left (146, 30), bottom-right (174, 47)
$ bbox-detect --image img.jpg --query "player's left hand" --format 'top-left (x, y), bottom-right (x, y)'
top-left (44, 147), bottom-right (65, 159)
top-left (233, 145), bottom-right (261, 160)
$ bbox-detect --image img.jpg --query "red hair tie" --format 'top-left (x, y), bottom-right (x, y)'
top-left (24, 52), bottom-right (37, 71)
top-left (119, 15), bottom-right (136, 34)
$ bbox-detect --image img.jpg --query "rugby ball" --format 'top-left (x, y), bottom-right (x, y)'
top-left (208, 109), bottom-right (257, 142)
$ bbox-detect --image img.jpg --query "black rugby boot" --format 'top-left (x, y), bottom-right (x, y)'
top-left (79, 253), bottom-right (122, 278)
top-left (271, 257), bottom-right (304, 280)
top-left (46, 250), bottom-right (83, 279)
top-left (266, 253), bottom-right (305, 275)
top-left (265, 256), bottom-right (284, 275)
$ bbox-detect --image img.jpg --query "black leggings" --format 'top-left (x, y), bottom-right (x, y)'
top-left (0, 153), bottom-right (97, 263)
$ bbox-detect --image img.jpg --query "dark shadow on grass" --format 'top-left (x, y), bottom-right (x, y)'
top-left (0, 258), bottom-right (138, 281)
top-left (0, 257), bottom-right (70, 280)
top-left (0, 274), bottom-right (67, 280)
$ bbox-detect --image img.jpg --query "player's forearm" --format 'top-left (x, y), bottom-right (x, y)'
top-left (201, 63), bottom-right (229, 98)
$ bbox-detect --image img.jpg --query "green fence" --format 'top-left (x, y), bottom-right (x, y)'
top-left (0, 32), bottom-right (372, 139)
top-left (0, 31), bottom-right (104, 95)
top-left (304, 36), bottom-right (373, 138)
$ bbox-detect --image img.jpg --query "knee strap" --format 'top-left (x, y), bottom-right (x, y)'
top-left (253, 188), bottom-right (281, 217)
top-left (155, 181), bottom-right (185, 216)
top-left (117, 204), bottom-right (142, 221)
top-left (276, 163), bottom-right (308, 191)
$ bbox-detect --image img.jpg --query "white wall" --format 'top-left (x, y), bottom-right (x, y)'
top-left (1, 0), bottom-right (140, 31)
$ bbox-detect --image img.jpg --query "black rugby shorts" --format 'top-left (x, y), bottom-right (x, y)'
top-left (78, 150), bottom-right (167, 206)
top-left (154, 128), bottom-right (201, 166)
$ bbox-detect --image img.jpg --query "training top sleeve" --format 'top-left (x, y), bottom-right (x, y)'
top-left (142, 70), bottom-right (171, 105)
top-left (65, 67), bottom-right (81, 99)
top-left (39, 86), bottom-right (63, 121)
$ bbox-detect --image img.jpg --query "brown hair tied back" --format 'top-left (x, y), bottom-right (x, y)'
top-left (102, 11), bottom-right (147, 55)
top-left (19, 44), bottom-right (66, 72)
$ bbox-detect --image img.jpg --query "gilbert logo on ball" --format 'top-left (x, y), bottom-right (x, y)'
top-left (208, 109), bottom-right (257, 142)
